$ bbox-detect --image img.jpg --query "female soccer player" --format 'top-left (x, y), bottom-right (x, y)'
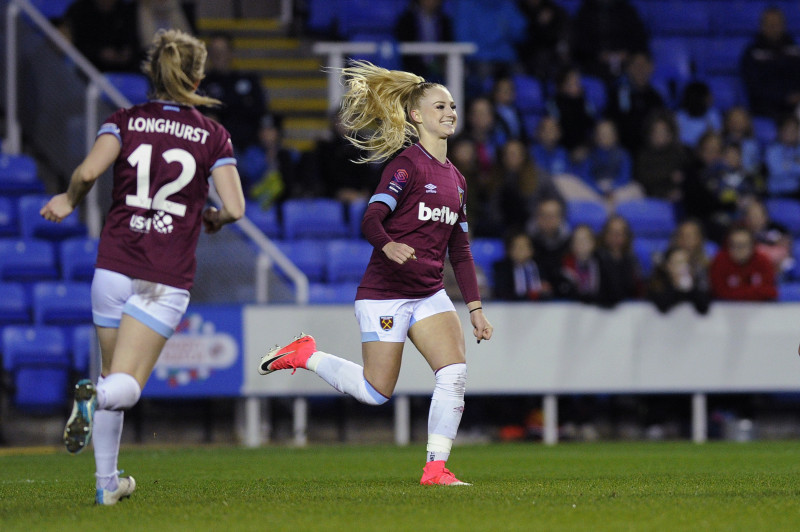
top-left (259, 61), bottom-right (493, 486)
top-left (40, 29), bottom-right (245, 505)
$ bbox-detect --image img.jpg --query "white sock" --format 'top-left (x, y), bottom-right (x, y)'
top-left (309, 352), bottom-right (388, 406)
top-left (94, 409), bottom-right (123, 491)
top-left (426, 363), bottom-right (467, 463)
top-left (97, 372), bottom-right (141, 411)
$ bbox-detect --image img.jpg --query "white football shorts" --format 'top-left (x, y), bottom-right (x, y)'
top-left (91, 268), bottom-right (190, 338)
top-left (354, 289), bottom-right (456, 343)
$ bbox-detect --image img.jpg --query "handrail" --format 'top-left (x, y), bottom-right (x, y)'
top-left (312, 41), bottom-right (477, 128)
top-left (5, 0), bottom-right (309, 305)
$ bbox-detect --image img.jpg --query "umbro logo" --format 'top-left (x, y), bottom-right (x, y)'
top-left (425, 184), bottom-right (437, 194)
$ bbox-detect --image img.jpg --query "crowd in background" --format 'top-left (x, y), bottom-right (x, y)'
top-left (52, 0), bottom-right (800, 309)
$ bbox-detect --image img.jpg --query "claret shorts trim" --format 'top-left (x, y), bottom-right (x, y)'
top-left (354, 289), bottom-right (455, 343)
top-left (91, 268), bottom-right (190, 338)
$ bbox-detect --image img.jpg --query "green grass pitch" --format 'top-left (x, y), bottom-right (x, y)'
top-left (2, 441), bottom-right (800, 531)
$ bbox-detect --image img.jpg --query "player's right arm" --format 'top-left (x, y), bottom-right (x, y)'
top-left (41, 134), bottom-right (121, 222)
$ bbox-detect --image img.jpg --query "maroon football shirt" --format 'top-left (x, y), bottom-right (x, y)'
top-left (357, 143), bottom-right (471, 299)
top-left (94, 101), bottom-right (236, 289)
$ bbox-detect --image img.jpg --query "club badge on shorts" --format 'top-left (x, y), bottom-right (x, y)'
top-left (380, 316), bottom-right (394, 331)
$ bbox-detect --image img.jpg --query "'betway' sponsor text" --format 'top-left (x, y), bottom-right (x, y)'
top-left (418, 202), bottom-right (458, 225)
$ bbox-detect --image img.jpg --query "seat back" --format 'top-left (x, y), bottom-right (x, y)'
top-left (60, 237), bottom-right (99, 281)
top-left (282, 198), bottom-right (348, 240)
top-left (19, 194), bottom-right (86, 240)
top-left (615, 199), bottom-right (676, 239)
top-left (326, 239), bottom-right (373, 283)
top-left (33, 281), bottom-right (93, 325)
top-left (0, 238), bottom-right (59, 282)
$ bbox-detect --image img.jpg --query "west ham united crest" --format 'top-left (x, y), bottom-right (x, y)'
top-left (380, 316), bottom-right (394, 331)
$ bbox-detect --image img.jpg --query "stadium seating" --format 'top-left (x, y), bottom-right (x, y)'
top-left (703, 75), bottom-right (744, 111)
top-left (566, 200), bottom-right (608, 233)
top-left (308, 282), bottom-right (360, 304)
top-left (71, 324), bottom-right (95, 377)
top-left (19, 194), bottom-right (86, 241)
top-left (30, 0), bottom-right (74, 20)
top-left (276, 239), bottom-right (327, 282)
top-left (642, 1), bottom-right (710, 36)
top-left (470, 237), bottom-right (506, 287)
top-left (582, 75), bottom-right (608, 113)
top-left (649, 37), bottom-right (693, 101)
top-left (690, 37), bottom-right (749, 76)
top-left (752, 116), bottom-right (778, 146)
top-left (245, 200), bottom-right (281, 239)
top-left (0, 196), bottom-right (17, 236)
top-left (633, 237), bottom-right (669, 276)
top-left (282, 198), bottom-right (349, 240)
top-left (326, 239), bottom-right (373, 283)
top-left (765, 198), bottom-right (800, 236)
top-left (513, 74), bottom-right (546, 115)
top-left (59, 236), bottom-right (98, 282)
top-left (348, 199), bottom-right (368, 239)
top-left (0, 238), bottom-right (59, 282)
top-left (615, 198), bottom-right (676, 239)
top-left (778, 282), bottom-right (800, 302)
top-left (709, 0), bottom-right (768, 36)
top-left (0, 154), bottom-right (43, 196)
top-left (105, 72), bottom-right (151, 105)
top-left (0, 282), bottom-right (30, 324)
top-left (32, 281), bottom-right (93, 326)
top-left (2, 325), bottom-right (70, 413)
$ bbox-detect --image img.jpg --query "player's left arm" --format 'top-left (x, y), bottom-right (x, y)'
top-left (448, 224), bottom-right (493, 343)
top-left (41, 134), bottom-right (120, 222)
top-left (205, 163), bottom-right (246, 234)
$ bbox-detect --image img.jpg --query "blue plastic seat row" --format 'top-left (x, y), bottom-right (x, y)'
top-left (0, 194), bottom-right (87, 240)
top-left (0, 280), bottom-right (92, 326)
top-left (246, 198), bottom-right (367, 241)
top-left (0, 236), bottom-right (98, 282)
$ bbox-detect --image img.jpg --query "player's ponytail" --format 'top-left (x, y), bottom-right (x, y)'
top-left (142, 29), bottom-right (220, 108)
top-left (338, 60), bottom-right (442, 163)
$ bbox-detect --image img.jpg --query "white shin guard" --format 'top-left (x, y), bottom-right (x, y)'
top-left (427, 363), bottom-right (467, 461)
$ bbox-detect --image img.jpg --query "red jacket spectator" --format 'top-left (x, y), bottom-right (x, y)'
top-left (710, 227), bottom-right (777, 301)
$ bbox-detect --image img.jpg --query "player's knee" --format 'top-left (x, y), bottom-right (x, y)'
top-left (434, 363), bottom-right (467, 398)
top-left (98, 372), bottom-right (141, 410)
top-left (363, 378), bottom-right (390, 406)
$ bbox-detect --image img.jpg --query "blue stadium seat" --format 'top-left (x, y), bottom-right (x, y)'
top-left (470, 237), bottom-right (506, 287)
top-left (245, 200), bottom-right (281, 239)
top-left (0, 238), bottom-right (59, 282)
top-left (752, 116), bottom-right (778, 146)
top-left (582, 75), bottom-right (607, 113)
top-left (32, 281), bottom-right (93, 326)
top-left (649, 37), bottom-right (693, 104)
top-left (348, 199), bottom-right (368, 239)
top-left (703, 75), bottom-right (745, 111)
top-left (778, 282), bottom-right (800, 302)
top-left (282, 198), bottom-right (349, 240)
top-left (19, 194), bottom-right (86, 240)
top-left (308, 282), bottom-right (360, 304)
top-left (766, 198), bottom-right (800, 236)
top-left (30, 0), bottom-right (74, 19)
top-left (0, 282), bottom-right (30, 324)
top-left (633, 238), bottom-right (669, 277)
top-left (105, 72), bottom-right (151, 105)
top-left (326, 239), bottom-right (373, 283)
top-left (0, 196), bottom-right (17, 236)
top-left (615, 198), bottom-right (676, 239)
top-left (337, 0), bottom-right (405, 38)
top-left (709, 1), bottom-right (768, 36)
top-left (513, 74), bottom-right (546, 115)
top-left (276, 240), bottom-right (327, 282)
top-left (59, 236), bottom-right (98, 281)
top-left (691, 37), bottom-right (749, 76)
top-left (306, 0), bottom-right (339, 36)
top-left (71, 324), bottom-right (95, 376)
top-left (2, 325), bottom-right (70, 413)
top-left (0, 154), bottom-right (43, 196)
top-left (642, 1), bottom-right (710, 36)
top-left (566, 200), bottom-right (608, 233)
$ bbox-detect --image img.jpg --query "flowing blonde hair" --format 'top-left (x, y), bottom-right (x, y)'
top-left (141, 29), bottom-right (220, 107)
top-left (338, 60), bottom-right (443, 163)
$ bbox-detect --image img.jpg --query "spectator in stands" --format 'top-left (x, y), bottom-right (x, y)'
top-left (41, 29), bottom-right (245, 505)
top-left (493, 139), bottom-right (560, 232)
top-left (710, 226), bottom-right (777, 301)
top-left (670, 219), bottom-right (711, 288)
top-left (596, 214), bottom-right (642, 307)
top-left (200, 33), bottom-right (268, 151)
top-left (515, 0), bottom-right (571, 81)
top-left (458, 97), bottom-right (507, 174)
top-left (137, 0), bottom-right (193, 51)
top-left (59, 0), bottom-right (140, 72)
top-left (647, 246), bottom-right (711, 314)
top-left (393, 0), bottom-right (454, 83)
top-left (570, 0), bottom-right (649, 80)
top-left (722, 106), bottom-right (763, 175)
top-left (449, 136), bottom-right (498, 237)
top-left (675, 81), bottom-right (722, 149)
top-left (545, 66), bottom-right (597, 156)
top-left (764, 114), bottom-right (800, 197)
top-left (493, 231), bottom-right (552, 301)
top-left (740, 6), bottom-right (800, 120)
top-left (634, 110), bottom-right (692, 203)
top-left (300, 111), bottom-right (380, 202)
top-left (557, 224), bottom-right (600, 302)
top-left (238, 113), bottom-right (301, 209)
top-left (530, 115), bottom-right (570, 177)
top-left (742, 200), bottom-right (794, 279)
top-left (491, 76), bottom-right (528, 143)
top-left (451, 0), bottom-right (526, 98)
top-left (557, 119), bottom-right (643, 210)
top-left (606, 52), bottom-right (666, 154)
top-left (527, 198), bottom-right (571, 288)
